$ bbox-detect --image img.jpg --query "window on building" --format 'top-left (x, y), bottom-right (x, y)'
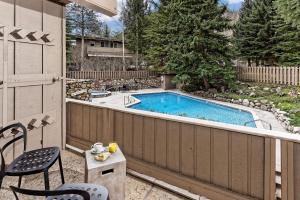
top-left (90, 41), bottom-right (95, 46)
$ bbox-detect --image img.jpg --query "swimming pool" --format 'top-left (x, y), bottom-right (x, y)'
top-left (130, 92), bottom-right (256, 128)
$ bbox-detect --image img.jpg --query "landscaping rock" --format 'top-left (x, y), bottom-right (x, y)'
top-left (278, 110), bottom-right (288, 115)
top-left (276, 87), bottom-right (282, 94)
top-left (255, 102), bottom-right (261, 106)
top-left (208, 88), bottom-right (218, 94)
top-left (261, 105), bottom-right (268, 111)
top-left (242, 99), bottom-right (250, 106)
top-left (294, 127), bottom-right (300, 134)
top-left (66, 77), bottom-right (161, 100)
top-left (290, 109), bottom-right (300, 114)
top-left (260, 99), bottom-right (268, 104)
top-left (250, 92), bottom-right (256, 97)
top-left (263, 87), bottom-right (270, 91)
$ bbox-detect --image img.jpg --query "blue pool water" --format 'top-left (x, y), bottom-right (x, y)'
top-left (130, 92), bottom-right (256, 128)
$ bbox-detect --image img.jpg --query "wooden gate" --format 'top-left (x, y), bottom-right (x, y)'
top-left (0, 0), bottom-right (66, 161)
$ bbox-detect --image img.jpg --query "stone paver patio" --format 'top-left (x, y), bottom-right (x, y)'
top-left (0, 150), bottom-right (188, 200)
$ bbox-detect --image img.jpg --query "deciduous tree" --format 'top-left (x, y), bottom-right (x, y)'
top-left (67, 3), bottom-right (103, 70)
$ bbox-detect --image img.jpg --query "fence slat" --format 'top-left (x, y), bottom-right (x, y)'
top-left (66, 70), bottom-right (157, 80)
top-left (236, 66), bottom-right (300, 86)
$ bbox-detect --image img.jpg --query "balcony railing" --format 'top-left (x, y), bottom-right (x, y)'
top-left (66, 99), bottom-right (300, 200)
top-left (87, 46), bottom-right (134, 58)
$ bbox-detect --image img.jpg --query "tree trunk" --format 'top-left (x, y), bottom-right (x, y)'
top-left (203, 78), bottom-right (210, 90)
top-left (135, 14), bottom-right (139, 70)
top-left (247, 58), bottom-right (251, 67)
top-left (80, 8), bottom-right (85, 71)
top-left (81, 35), bottom-right (84, 71)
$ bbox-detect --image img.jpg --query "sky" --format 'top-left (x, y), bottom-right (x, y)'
top-left (103, 0), bottom-right (244, 33)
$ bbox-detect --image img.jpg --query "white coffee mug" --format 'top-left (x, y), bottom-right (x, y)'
top-left (91, 142), bottom-right (104, 153)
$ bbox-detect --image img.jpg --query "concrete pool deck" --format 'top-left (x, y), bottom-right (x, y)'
top-left (91, 88), bottom-right (288, 173)
top-left (91, 88), bottom-right (287, 132)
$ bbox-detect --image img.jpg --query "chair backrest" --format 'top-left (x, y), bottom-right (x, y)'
top-left (10, 186), bottom-right (90, 200)
top-left (0, 123), bottom-right (27, 173)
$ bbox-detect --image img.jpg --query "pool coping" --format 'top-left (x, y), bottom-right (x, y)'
top-left (126, 90), bottom-right (264, 129)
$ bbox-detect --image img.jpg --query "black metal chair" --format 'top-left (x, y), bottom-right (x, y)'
top-left (10, 183), bottom-right (109, 200)
top-left (0, 122), bottom-right (64, 190)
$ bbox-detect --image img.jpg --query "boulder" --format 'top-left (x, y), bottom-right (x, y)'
top-left (261, 105), bottom-right (268, 111)
top-left (255, 102), bottom-right (261, 106)
top-left (294, 127), bottom-right (300, 134)
top-left (260, 99), bottom-right (268, 104)
top-left (276, 87), bottom-right (282, 94)
top-left (250, 92), bottom-right (256, 97)
top-left (208, 88), bottom-right (218, 94)
top-left (290, 109), bottom-right (300, 114)
top-left (242, 99), bottom-right (250, 106)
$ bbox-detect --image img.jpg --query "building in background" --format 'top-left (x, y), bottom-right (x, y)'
top-left (69, 35), bottom-right (135, 71)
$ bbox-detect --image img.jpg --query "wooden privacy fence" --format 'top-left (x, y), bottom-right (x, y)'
top-left (66, 100), bottom-right (280, 200)
top-left (236, 66), bottom-right (300, 85)
top-left (66, 70), bottom-right (158, 80)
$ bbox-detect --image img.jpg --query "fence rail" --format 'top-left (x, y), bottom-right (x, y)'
top-left (66, 70), bottom-right (158, 80)
top-left (236, 66), bottom-right (300, 85)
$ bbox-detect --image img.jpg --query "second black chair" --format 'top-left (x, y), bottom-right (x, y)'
top-left (0, 122), bottom-right (64, 190)
top-left (10, 183), bottom-right (109, 200)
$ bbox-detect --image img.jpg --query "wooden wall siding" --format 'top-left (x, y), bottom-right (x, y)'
top-left (236, 66), bottom-right (300, 85)
top-left (281, 141), bottom-right (300, 200)
top-left (0, 0), bottom-right (65, 160)
top-left (66, 70), bottom-right (158, 80)
top-left (66, 101), bottom-right (276, 200)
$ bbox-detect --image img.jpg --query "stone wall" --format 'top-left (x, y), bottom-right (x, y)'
top-left (66, 78), bottom-right (161, 101)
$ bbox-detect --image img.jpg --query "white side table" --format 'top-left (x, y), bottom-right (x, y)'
top-left (85, 146), bottom-right (126, 200)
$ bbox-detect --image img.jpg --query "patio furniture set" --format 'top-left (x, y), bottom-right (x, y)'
top-left (0, 122), bottom-right (125, 200)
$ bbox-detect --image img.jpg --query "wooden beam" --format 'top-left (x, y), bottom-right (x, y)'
top-left (2, 26), bottom-right (8, 126)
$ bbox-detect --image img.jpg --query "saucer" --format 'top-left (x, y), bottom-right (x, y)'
top-left (90, 147), bottom-right (106, 154)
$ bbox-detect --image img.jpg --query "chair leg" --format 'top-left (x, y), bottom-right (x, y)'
top-left (44, 170), bottom-right (50, 190)
top-left (18, 176), bottom-right (22, 188)
top-left (58, 153), bottom-right (65, 184)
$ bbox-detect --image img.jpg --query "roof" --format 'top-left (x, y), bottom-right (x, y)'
top-left (52, 0), bottom-right (117, 17)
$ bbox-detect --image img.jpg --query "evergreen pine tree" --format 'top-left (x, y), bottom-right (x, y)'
top-left (122, 0), bottom-right (148, 68)
top-left (275, 0), bottom-right (300, 29)
top-left (234, 0), bottom-right (277, 65)
top-left (251, 0), bottom-right (277, 65)
top-left (162, 0), bottom-right (235, 90)
top-left (144, 0), bottom-right (170, 68)
top-left (234, 0), bottom-right (254, 66)
top-left (272, 13), bottom-right (300, 66)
